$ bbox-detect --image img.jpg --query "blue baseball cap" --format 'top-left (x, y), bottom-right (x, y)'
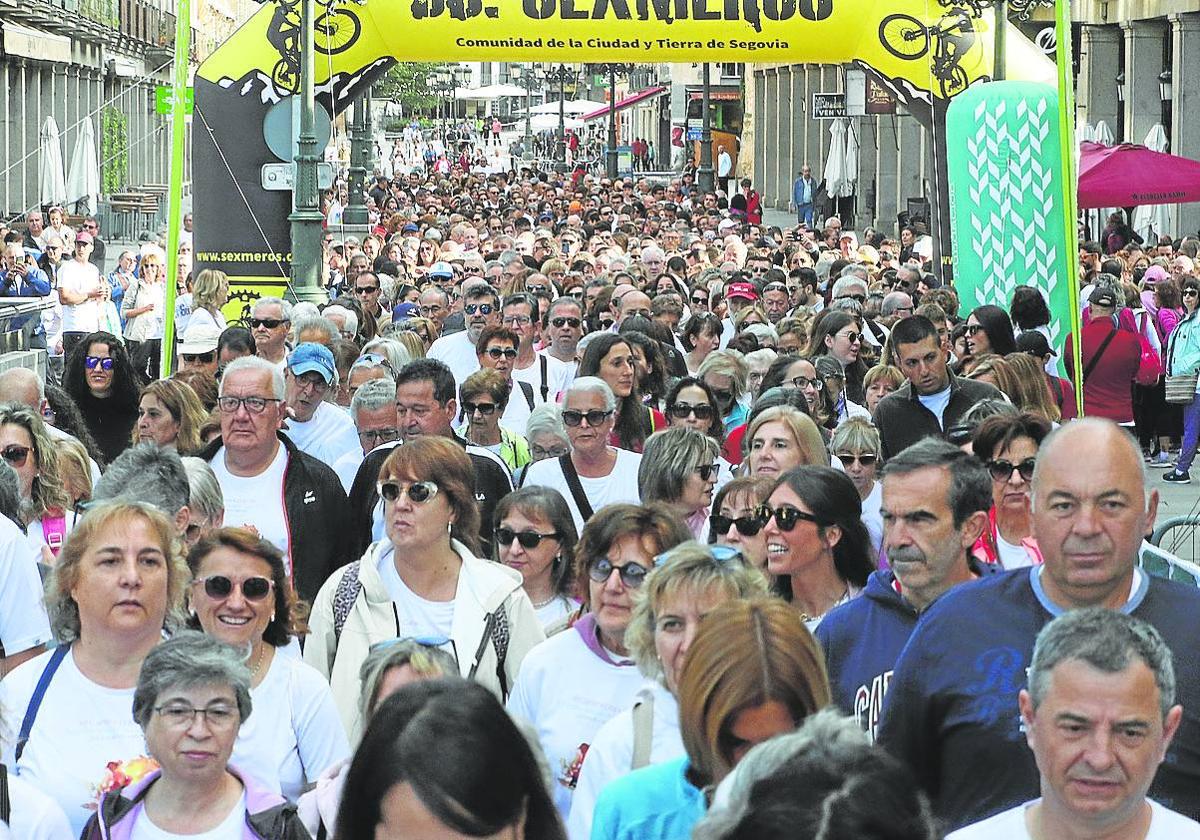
top-left (393, 302), bottom-right (420, 321)
top-left (287, 342), bottom-right (335, 384)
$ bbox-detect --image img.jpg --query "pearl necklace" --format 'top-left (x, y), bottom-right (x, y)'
top-left (248, 645), bottom-right (267, 679)
top-left (531, 594), bottom-right (560, 609)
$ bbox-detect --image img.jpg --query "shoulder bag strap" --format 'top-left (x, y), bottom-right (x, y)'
top-left (538, 354), bottom-right (549, 402)
top-left (559, 454), bottom-right (595, 521)
top-left (0, 763), bottom-right (9, 824)
top-left (519, 380), bottom-right (535, 412)
top-left (331, 561), bottom-right (363, 645)
top-left (631, 688), bottom-right (655, 770)
top-left (15, 644), bottom-right (70, 763)
top-left (1083, 328), bottom-right (1118, 383)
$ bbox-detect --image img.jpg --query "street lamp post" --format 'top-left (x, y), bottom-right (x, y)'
top-left (544, 64), bottom-right (577, 172)
top-left (697, 63), bottom-right (714, 194)
top-left (287, 0), bottom-right (325, 304)
top-left (343, 90), bottom-right (370, 227)
top-left (588, 63), bottom-right (633, 180)
top-left (516, 65), bottom-right (543, 160)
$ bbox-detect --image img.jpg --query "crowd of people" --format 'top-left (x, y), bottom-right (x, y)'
top-left (2, 159), bottom-right (1200, 840)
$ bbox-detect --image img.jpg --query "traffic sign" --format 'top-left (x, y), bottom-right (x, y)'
top-left (261, 162), bottom-right (335, 191)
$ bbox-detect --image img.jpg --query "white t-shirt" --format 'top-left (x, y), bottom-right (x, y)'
top-left (5, 772), bottom-right (73, 840)
top-left (536, 349), bottom-right (577, 393)
top-left (917, 385), bottom-right (953, 429)
top-left (1, 649), bottom-right (152, 835)
top-left (211, 444), bottom-right (291, 570)
top-left (332, 447), bottom-right (364, 494)
top-left (860, 480), bottom-right (883, 560)
top-left (947, 798), bottom-right (1200, 840)
top-left (57, 259), bottom-right (101, 333)
top-left (230, 653), bottom-right (350, 802)
top-left (506, 628), bottom-right (646, 818)
top-left (996, 532), bottom-right (1035, 570)
top-left (283, 403), bottom-right (360, 468)
top-left (427, 330), bottom-right (480, 387)
top-left (0, 514), bottom-right (51, 654)
top-left (534, 595), bottom-right (578, 631)
top-left (522, 449), bottom-right (642, 534)
top-left (130, 793), bottom-right (246, 840)
top-left (514, 354), bottom-right (572, 406)
top-left (375, 545), bottom-right (456, 639)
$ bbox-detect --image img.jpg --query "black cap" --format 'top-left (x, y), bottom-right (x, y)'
top-left (1015, 331), bottom-right (1057, 358)
top-left (1089, 287), bottom-right (1117, 308)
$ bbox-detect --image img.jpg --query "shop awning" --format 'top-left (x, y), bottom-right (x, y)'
top-left (3, 22), bottom-right (70, 64)
top-left (582, 86), bottom-right (669, 121)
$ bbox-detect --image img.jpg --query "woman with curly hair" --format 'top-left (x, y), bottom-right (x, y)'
top-left (63, 330), bottom-right (140, 463)
top-left (0, 402), bottom-right (74, 556)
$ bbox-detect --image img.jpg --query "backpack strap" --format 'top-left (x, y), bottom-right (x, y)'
top-left (332, 561), bottom-right (363, 645)
top-left (518, 380), bottom-right (535, 412)
top-left (0, 763), bottom-right (9, 824)
top-left (15, 644), bottom-right (70, 763)
top-left (41, 511), bottom-right (67, 556)
top-left (558, 454), bottom-right (594, 522)
top-left (631, 687), bottom-right (655, 770)
top-left (538, 354), bottom-right (549, 403)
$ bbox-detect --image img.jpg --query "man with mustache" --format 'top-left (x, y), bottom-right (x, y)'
top-left (815, 438), bottom-right (993, 742)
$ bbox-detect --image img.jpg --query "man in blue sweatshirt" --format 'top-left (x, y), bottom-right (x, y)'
top-left (877, 419), bottom-right (1200, 832)
top-left (816, 438), bottom-right (992, 742)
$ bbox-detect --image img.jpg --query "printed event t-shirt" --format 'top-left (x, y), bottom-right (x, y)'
top-left (211, 444), bottom-right (291, 570)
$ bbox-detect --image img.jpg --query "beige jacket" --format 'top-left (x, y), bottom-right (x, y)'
top-left (304, 538), bottom-right (546, 740)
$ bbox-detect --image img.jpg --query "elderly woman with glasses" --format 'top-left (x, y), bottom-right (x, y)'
top-left (639, 428), bottom-right (722, 541)
top-left (79, 632), bottom-right (312, 839)
top-left (459, 368), bottom-right (530, 475)
top-left (508, 502), bottom-right (689, 820)
top-left (0, 402), bottom-right (76, 558)
top-left (567, 542), bottom-right (769, 840)
top-left (970, 412), bottom-right (1053, 569)
top-left (1, 502), bottom-right (187, 834)
top-left (306, 436), bottom-right (544, 740)
top-left (186, 527), bottom-right (349, 800)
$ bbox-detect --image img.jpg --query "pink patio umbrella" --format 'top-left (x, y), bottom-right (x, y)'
top-left (1078, 140), bottom-right (1200, 209)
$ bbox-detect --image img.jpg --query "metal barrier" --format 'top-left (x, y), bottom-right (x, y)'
top-left (1150, 515), bottom-right (1200, 563)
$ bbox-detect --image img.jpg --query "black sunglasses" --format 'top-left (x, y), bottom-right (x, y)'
top-left (485, 347), bottom-right (517, 360)
top-left (1, 444), bottom-right (30, 467)
top-left (562, 409), bottom-right (613, 427)
top-left (377, 480), bottom-right (439, 504)
top-left (695, 464), bottom-right (719, 481)
top-left (183, 351), bottom-right (216, 364)
top-left (495, 527), bottom-right (561, 549)
top-left (988, 458), bottom-right (1037, 483)
top-left (756, 504), bottom-right (822, 532)
top-left (669, 402), bottom-right (714, 421)
top-left (709, 513), bottom-right (766, 537)
top-left (550, 316), bottom-right (581, 329)
top-left (192, 575), bottom-right (274, 602)
top-left (250, 318), bottom-right (287, 329)
top-left (588, 557), bottom-right (650, 588)
top-left (463, 401), bottom-right (498, 415)
top-left (836, 452), bottom-right (879, 468)
top-left (946, 423), bottom-right (976, 446)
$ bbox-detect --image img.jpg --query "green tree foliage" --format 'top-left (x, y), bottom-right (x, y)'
top-left (100, 106), bottom-right (128, 194)
top-left (376, 62), bottom-right (453, 115)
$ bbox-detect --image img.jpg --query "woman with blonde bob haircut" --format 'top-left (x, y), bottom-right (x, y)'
top-left (305, 436), bottom-right (544, 740)
top-left (591, 596), bottom-right (831, 840)
top-left (189, 268), bottom-right (230, 331)
top-left (743, 405), bottom-right (829, 478)
top-left (567, 542), bottom-right (769, 840)
top-left (6, 502), bottom-right (187, 834)
top-left (133, 378), bottom-right (208, 454)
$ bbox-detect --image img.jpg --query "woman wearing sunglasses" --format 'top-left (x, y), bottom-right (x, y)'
top-left (306, 436), bottom-right (544, 740)
top-left (63, 330), bottom-right (140, 464)
top-left (0, 403), bottom-right (75, 558)
top-left (808, 310), bottom-right (869, 406)
top-left (459, 369), bottom-right (531, 475)
top-left (970, 412), bottom-right (1053, 569)
top-left (708, 476), bottom-right (776, 570)
top-left (639, 428), bottom-right (722, 541)
top-left (508, 503), bottom-right (690, 819)
top-left (567, 542), bottom-right (770, 840)
top-left (964, 304), bottom-right (1017, 357)
top-left (121, 246), bottom-right (166, 353)
top-left (186, 527), bottom-right (349, 800)
top-left (493, 486), bottom-right (580, 631)
top-left (831, 418), bottom-right (884, 561)
top-left (760, 466), bottom-right (874, 629)
top-left (665, 376), bottom-right (726, 442)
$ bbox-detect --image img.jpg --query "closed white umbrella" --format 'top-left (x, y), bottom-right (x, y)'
top-left (823, 119), bottom-right (847, 198)
top-left (1132, 124), bottom-right (1173, 243)
top-left (65, 116), bottom-right (100, 214)
top-left (1093, 120), bottom-right (1114, 146)
top-left (838, 119), bottom-right (859, 198)
top-left (39, 116), bottom-right (67, 208)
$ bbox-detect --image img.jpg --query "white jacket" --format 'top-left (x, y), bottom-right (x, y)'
top-left (304, 538), bottom-right (546, 740)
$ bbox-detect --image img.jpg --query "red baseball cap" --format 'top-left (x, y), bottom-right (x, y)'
top-left (727, 282), bottom-right (759, 301)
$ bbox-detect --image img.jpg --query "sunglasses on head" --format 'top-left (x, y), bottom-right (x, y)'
top-left (192, 575), bottom-right (274, 602)
top-left (988, 457), bottom-right (1037, 483)
top-left (250, 318), bottom-right (287, 329)
top-left (756, 504), bottom-right (822, 532)
top-left (588, 556), bottom-right (650, 588)
top-left (84, 356), bottom-right (114, 371)
top-left (495, 527), bottom-right (561, 549)
top-left (836, 452), bottom-right (879, 468)
top-left (377, 480), bottom-right (439, 504)
top-left (946, 423), bottom-right (976, 446)
top-left (709, 513), bottom-right (766, 537)
top-left (1, 444), bottom-right (30, 467)
top-left (669, 402), bottom-right (714, 421)
top-left (654, 544), bottom-right (744, 568)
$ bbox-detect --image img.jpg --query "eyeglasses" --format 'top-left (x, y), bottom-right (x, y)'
top-left (250, 318), bottom-right (288, 329)
top-left (756, 504), bottom-right (822, 532)
top-left (551, 316), bottom-right (581, 329)
top-left (709, 513), bottom-right (766, 537)
top-left (154, 702), bottom-right (239, 730)
top-left (378, 480), bottom-right (439, 504)
top-left (588, 556), bottom-right (650, 588)
top-left (654, 544), bottom-right (743, 568)
top-left (531, 443), bottom-right (569, 459)
top-left (965, 324), bottom-right (984, 336)
top-left (464, 303), bottom-right (494, 316)
top-left (192, 574), bottom-right (274, 601)
top-left (838, 331), bottom-right (862, 344)
top-left (182, 351), bottom-right (216, 364)
top-left (562, 409), bottom-right (613, 427)
top-left (484, 347), bottom-right (517, 360)
top-left (503, 314), bottom-right (532, 326)
top-left (669, 402), bottom-right (714, 421)
top-left (836, 452), bottom-right (879, 468)
top-left (495, 527), bottom-right (562, 549)
top-left (84, 356), bottom-right (114, 371)
top-left (786, 374), bottom-right (821, 392)
top-left (987, 457), bottom-right (1037, 483)
top-left (218, 396), bottom-right (281, 414)
top-left (694, 464), bottom-right (719, 481)
top-left (1, 444), bottom-right (31, 467)
top-left (463, 401), bottom-right (498, 415)
top-left (358, 427), bottom-right (400, 446)
top-left (355, 285), bottom-right (380, 295)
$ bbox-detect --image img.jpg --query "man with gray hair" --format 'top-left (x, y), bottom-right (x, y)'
top-left (949, 608), bottom-right (1200, 839)
top-left (251, 296), bottom-right (293, 368)
top-left (199, 355), bottom-right (351, 602)
top-left (321, 304), bottom-right (358, 341)
top-left (881, 291), bottom-right (914, 321)
top-left (427, 283), bottom-right (501, 386)
top-left (879, 418), bottom-right (1200, 830)
top-left (333, 377), bottom-right (398, 492)
top-left (816, 439), bottom-right (994, 741)
top-left (91, 443), bottom-right (191, 535)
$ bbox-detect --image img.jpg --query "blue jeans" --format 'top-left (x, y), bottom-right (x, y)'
top-left (796, 203), bottom-right (814, 227)
top-left (1179, 396), bottom-right (1200, 472)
